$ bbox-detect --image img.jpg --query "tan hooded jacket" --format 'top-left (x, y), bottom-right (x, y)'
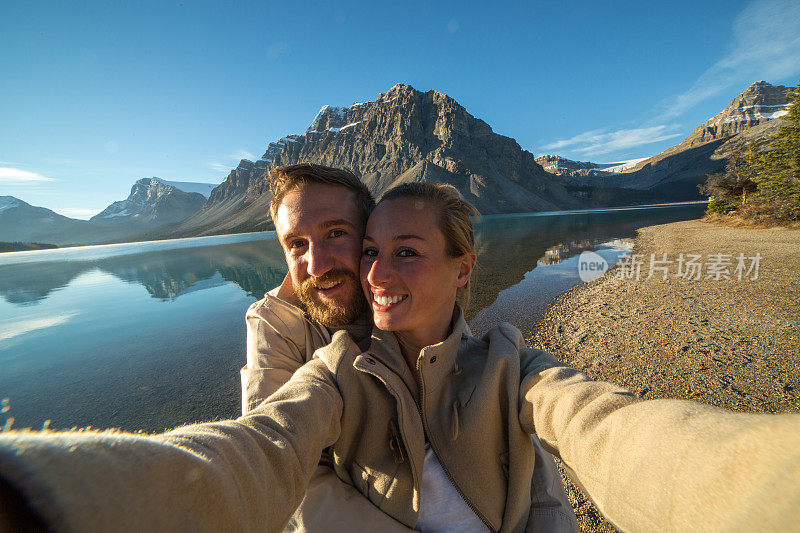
top-left (241, 283), bottom-right (577, 531)
top-left (1, 310), bottom-right (799, 532)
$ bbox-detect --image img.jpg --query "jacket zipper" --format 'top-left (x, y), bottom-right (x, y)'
top-left (416, 359), bottom-right (496, 532)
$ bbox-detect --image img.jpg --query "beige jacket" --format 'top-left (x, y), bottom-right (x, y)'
top-left (2, 311), bottom-right (799, 532)
top-left (241, 283), bottom-right (577, 531)
top-left (242, 281), bottom-right (412, 532)
top-left (241, 282), bottom-right (331, 414)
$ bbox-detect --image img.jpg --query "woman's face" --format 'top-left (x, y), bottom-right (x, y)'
top-left (361, 198), bottom-right (472, 346)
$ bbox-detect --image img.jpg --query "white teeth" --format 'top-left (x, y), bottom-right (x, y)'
top-left (374, 294), bottom-right (406, 306)
top-left (316, 280), bottom-right (341, 290)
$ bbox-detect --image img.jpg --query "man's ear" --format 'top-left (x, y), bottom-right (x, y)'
top-left (455, 252), bottom-right (477, 288)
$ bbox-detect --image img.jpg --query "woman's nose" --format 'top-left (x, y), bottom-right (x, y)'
top-left (366, 255), bottom-right (392, 286)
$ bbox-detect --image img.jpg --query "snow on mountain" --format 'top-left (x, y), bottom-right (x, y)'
top-left (260, 135), bottom-right (302, 164)
top-left (91, 178), bottom-right (206, 225)
top-left (103, 209), bottom-right (131, 218)
top-left (535, 155), bottom-right (651, 176)
top-left (599, 158), bottom-right (650, 173)
top-left (152, 177), bottom-right (217, 199)
top-left (684, 81), bottom-right (791, 148)
top-left (308, 105), bottom-right (348, 132)
top-left (0, 196), bottom-right (21, 214)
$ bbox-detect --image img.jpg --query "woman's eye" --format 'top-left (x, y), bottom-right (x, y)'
top-left (362, 248), bottom-right (378, 258)
top-left (397, 248), bottom-right (417, 258)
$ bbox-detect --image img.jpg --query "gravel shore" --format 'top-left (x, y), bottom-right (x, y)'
top-left (528, 219), bottom-right (800, 532)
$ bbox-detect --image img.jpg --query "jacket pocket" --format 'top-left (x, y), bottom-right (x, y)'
top-left (499, 451), bottom-right (510, 480)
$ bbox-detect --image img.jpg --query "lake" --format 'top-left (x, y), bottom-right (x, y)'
top-left (0, 203), bottom-right (706, 432)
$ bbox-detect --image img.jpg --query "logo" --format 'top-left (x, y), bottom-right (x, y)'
top-left (577, 251), bottom-right (609, 282)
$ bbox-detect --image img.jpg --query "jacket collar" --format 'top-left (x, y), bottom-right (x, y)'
top-left (272, 273), bottom-right (304, 308)
top-left (417, 306), bottom-right (468, 393)
top-left (364, 306), bottom-right (468, 401)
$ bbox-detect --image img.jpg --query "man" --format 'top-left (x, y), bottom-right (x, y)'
top-left (240, 163), bottom-right (579, 531)
top-left (241, 163), bottom-right (373, 413)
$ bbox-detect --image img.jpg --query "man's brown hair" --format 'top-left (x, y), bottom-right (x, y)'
top-left (268, 163), bottom-right (375, 226)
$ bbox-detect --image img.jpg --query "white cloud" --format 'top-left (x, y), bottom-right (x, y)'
top-left (541, 125), bottom-right (683, 156)
top-left (206, 150), bottom-right (256, 174)
top-left (541, 0), bottom-right (799, 160)
top-left (206, 162), bottom-right (231, 173)
top-left (230, 150), bottom-right (255, 161)
top-left (0, 167), bottom-right (56, 184)
top-left (0, 313), bottom-right (77, 342)
top-left (56, 207), bottom-right (100, 220)
top-left (656, 0), bottom-right (800, 121)
top-left (541, 128), bottom-right (607, 151)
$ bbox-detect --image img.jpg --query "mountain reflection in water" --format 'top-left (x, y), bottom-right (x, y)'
top-left (0, 239), bottom-right (288, 305)
top-left (467, 205), bottom-right (706, 328)
top-left (0, 204), bottom-right (706, 432)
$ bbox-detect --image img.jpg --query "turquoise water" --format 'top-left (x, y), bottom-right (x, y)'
top-left (0, 204), bottom-right (707, 432)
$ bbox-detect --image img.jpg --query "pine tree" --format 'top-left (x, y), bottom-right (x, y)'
top-left (700, 141), bottom-right (759, 213)
top-left (753, 78), bottom-right (800, 218)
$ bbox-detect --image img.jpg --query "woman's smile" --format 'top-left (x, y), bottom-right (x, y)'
top-left (370, 290), bottom-right (408, 309)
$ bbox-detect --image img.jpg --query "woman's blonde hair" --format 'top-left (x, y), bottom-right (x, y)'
top-left (379, 182), bottom-right (479, 309)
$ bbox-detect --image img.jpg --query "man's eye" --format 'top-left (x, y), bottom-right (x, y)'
top-left (397, 249), bottom-right (417, 258)
top-left (328, 229), bottom-right (346, 238)
top-left (289, 240), bottom-right (307, 250)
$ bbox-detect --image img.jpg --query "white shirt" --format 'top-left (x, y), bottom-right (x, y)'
top-left (416, 444), bottom-right (490, 532)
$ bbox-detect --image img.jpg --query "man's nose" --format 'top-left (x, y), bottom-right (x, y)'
top-left (306, 242), bottom-right (334, 278)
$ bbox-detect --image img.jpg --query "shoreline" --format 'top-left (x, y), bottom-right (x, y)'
top-left (529, 219), bottom-right (800, 531)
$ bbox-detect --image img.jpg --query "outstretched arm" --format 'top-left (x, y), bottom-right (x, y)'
top-left (241, 279), bottom-right (328, 414)
top-left (518, 348), bottom-right (800, 532)
top-left (0, 359), bottom-right (342, 533)
top-left (241, 288), bottom-right (412, 531)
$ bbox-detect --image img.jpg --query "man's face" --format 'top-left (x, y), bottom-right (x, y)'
top-left (274, 183), bottom-right (367, 327)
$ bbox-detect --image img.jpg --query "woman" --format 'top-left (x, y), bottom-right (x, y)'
top-left (1, 184), bottom-right (799, 532)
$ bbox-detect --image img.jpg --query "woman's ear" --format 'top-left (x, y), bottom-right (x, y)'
top-left (455, 252), bottom-right (477, 288)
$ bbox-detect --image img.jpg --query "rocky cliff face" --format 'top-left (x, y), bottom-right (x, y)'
top-left (92, 178), bottom-right (206, 227)
top-left (535, 155), bottom-right (603, 175)
top-left (176, 84), bottom-right (586, 236)
top-left (680, 81), bottom-right (789, 148)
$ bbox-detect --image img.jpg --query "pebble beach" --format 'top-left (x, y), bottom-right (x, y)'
top-left (529, 219), bottom-right (800, 531)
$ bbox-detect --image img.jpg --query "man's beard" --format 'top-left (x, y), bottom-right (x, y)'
top-left (296, 268), bottom-right (367, 328)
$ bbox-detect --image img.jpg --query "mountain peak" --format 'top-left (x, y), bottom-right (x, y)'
top-left (386, 83), bottom-right (416, 94)
top-left (680, 80), bottom-right (790, 148)
top-left (91, 177), bottom-right (205, 224)
top-left (0, 196), bottom-right (23, 214)
top-left (196, 83), bottom-right (586, 232)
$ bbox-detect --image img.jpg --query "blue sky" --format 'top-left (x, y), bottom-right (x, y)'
top-left (2, 0), bottom-right (799, 219)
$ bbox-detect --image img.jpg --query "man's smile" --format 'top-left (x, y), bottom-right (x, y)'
top-left (314, 279), bottom-right (344, 291)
